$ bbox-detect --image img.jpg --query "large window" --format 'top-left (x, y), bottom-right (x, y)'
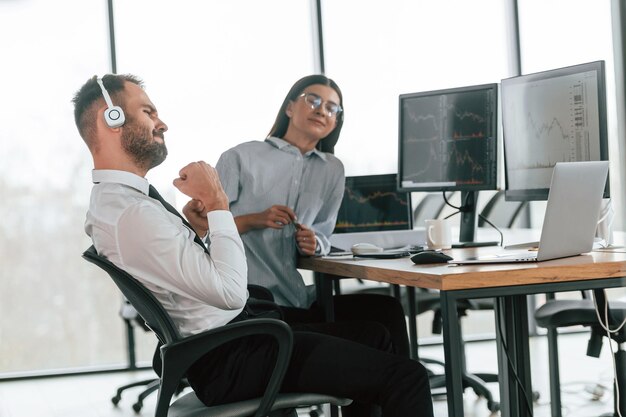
top-left (323, 0), bottom-right (509, 178)
top-left (0, 0), bottom-right (315, 376)
top-left (112, 0), bottom-right (315, 362)
top-left (1, 0), bottom-right (622, 377)
top-left (0, 0), bottom-right (128, 374)
top-left (114, 0), bottom-right (315, 210)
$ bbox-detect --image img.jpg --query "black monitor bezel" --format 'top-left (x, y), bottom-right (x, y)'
top-left (397, 83), bottom-right (499, 193)
top-left (501, 60), bottom-right (610, 201)
top-left (333, 173), bottom-right (413, 234)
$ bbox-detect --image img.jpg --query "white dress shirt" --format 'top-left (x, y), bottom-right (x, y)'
top-left (86, 169), bottom-right (248, 336)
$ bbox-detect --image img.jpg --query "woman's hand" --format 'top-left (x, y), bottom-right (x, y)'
top-left (295, 223), bottom-right (317, 256)
top-left (235, 205), bottom-right (297, 233)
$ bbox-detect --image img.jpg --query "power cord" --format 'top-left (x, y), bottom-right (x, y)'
top-left (442, 190), bottom-right (466, 212)
top-left (477, 213), bottom-right (504, 247)
top-left (494, 307), bottom-right (535, 416)
top-left (592, 289), bottom-right (626, 417)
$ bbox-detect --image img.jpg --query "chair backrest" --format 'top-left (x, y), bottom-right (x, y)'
top-left (82, 245), bottom-right (182, 345)
top-left (478, 190), bottom-right (531, 228)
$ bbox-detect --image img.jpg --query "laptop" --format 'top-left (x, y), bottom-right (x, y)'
top-left (449, 161), bottom-right (609, 265)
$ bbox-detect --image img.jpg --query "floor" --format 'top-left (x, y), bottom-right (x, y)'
top-left (0, 331), bottom-right (620, 417)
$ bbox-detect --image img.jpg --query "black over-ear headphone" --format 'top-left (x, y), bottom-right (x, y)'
top-left (96, 77), bottom-right (126, 128)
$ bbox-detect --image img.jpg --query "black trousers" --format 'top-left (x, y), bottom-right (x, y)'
top-left (187, 304), bottom-right (433, 416)
top-left (282, 293), bottom-right (411, 358)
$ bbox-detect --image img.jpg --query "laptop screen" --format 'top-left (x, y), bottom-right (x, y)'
top-left (334, 174), bottom-right (412, 234)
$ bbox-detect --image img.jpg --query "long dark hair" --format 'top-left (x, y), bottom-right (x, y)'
top-left (267, 74), bottom-right (344, 154)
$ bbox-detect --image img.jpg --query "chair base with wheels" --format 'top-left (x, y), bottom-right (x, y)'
top-left (111, 378), bottom-right (158, 412)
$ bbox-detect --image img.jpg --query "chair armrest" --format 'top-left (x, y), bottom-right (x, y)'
top-left (247, 284), bottom-right (275, 301)
top-left (156, 318), bottom-right (292, 417)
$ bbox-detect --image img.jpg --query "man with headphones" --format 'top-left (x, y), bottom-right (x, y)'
top-left (72, 74), bottom-right (433, 417)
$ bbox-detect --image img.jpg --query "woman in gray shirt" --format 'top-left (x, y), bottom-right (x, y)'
top-left (216, 75), bottom-right (410, 357)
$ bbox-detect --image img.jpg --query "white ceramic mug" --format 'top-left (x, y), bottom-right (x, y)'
top-left (425, 219), bottom-right (452, 250)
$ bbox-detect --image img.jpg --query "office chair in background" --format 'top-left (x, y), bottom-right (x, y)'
top-left (535, 289), bottom-right (626, 417)
top-left (83, 246), bottom-right (351, 417)
top-left (110, 299), bottom-right (162, 413)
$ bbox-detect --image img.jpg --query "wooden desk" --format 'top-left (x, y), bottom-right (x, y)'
top-left (298, 247), bottom-right (626, 417)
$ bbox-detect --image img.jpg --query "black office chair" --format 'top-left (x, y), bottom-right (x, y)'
top-left (82, 246), bottom-right (351, 417)
top-left (535, 290), bottom-right (626, 417)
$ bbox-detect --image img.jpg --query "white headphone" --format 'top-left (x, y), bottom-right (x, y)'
top-left (96, 77), bottom-right (126, 128)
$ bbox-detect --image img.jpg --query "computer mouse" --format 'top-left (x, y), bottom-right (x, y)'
top-left (351, 243), bottom-right (384, 255)
top-left (410, 250), bottom-right (453, 264)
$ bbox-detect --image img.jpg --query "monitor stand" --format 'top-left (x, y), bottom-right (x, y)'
top-left (451, 191), bottom-right (499, 248)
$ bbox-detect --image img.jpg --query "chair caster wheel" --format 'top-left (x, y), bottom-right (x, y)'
top-left (111, 395), bottom-right (121, 406)
top-left (132, 402), bottom-right (143, 413)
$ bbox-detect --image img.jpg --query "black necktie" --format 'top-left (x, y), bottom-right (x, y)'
top-left (148, 185), bottom-right (209, 253)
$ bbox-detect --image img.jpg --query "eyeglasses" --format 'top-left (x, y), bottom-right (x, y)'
top-left (298, 92), bottom-right (343, 118)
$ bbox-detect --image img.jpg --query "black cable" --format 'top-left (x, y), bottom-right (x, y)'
top-left (495, 307), bottom-right (535, 416)
top-left (444, 210), bottom-right (460, 220)
top-left (442, 191), bottom-right (504, 246)
top-left (442, 191), bottom-right (472, 212)
top-left (478, 213), bottom-right (504, 246)
top-left (442, 191), bottom-right (464, 221)
top-left (442, 191), bottom-right (461, 211)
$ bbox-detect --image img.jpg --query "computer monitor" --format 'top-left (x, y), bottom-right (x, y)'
top-left (501, 60), bottom-right (610, 201)
top-left (398, 83), bottom-right (499, 246)
top-left (334, 174), bottom-right (412, 234)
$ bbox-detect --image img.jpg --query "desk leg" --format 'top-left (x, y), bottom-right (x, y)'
top-left (314, 272), bottom-right (339, 417)
top-left (406, 286), bottom-right (419, 360)
top-left (546, 327), bottom-right (562, 417)
top-left (495, 295), bottom-right (533, 417)
top-left (441, 292), bottom-right (465, 417)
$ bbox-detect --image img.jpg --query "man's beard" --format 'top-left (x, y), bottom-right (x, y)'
top-left (121, 119), bottom-right (168, 171)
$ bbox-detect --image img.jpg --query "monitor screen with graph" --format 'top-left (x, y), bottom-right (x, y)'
top-left (333, 174), bottom-right (412, 234)
top-left (501, 60), bottom-right (610, 201)
top-left (397, 83), bottom-right (498, 193)
top-left (397, 83), bottom-right (498, 246)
